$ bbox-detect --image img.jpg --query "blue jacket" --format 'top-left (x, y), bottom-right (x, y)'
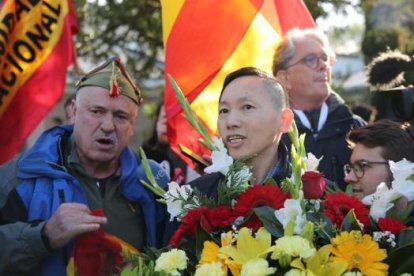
top-left (8, 125), bottom-right (163, 275)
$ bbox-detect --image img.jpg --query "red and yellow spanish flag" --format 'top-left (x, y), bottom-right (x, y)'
top-left (0, 0), bottom-right (78, 164)
top-left (161, 0), bottom-right (315, 167)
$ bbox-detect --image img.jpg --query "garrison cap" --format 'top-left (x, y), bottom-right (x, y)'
top-left (75, 57), bottom-right (143, 105)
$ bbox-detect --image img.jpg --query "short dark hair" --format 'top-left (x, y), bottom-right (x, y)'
top-left (220, 67), bottom-right (288, 110)
top-left (64, 93), bottom-right (76, 108)
top-left (347, 119), bottom-right (414, 162)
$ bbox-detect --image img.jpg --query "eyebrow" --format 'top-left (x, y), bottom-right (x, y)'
top-left (219, 95), bottom-right (254, 106)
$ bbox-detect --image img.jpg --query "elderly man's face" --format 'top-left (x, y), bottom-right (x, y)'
top-left (217, 76), bottom-right (292, 164)
top-left (280, 37), bottom-right (332, 110)
top-left (73, 86), bottom-right (138, 167)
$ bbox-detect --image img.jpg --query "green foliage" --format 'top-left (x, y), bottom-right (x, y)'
top-left (340, 210), bottom-right (363, 232)
top-left (386, 242), bottom-right (414, 275)
top-left (72, 0), bottom-right (163, 79)
top-left (361, 0), bottom-right (414, 84)
top-left (254, 206), bottom-right (285, 238)
top-left (121, 248), bottom-right (166, 276)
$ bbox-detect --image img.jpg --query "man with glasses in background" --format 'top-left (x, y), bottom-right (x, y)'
top-left (273, 28), bottom-right (365, 189)
top-left (344, 119), bottom-right (414, 199)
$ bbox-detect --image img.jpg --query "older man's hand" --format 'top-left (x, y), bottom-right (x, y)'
top-left (44, 203), bottom-right (107, 249)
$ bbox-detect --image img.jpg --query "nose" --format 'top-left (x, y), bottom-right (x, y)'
top-left (225, 111), bottom-right (241, 129)
top-left (344, 170), bottom-right (357, 183)
top-left (100, 114), bottom-right (115, 133)
top-left (318, 57), bottom-right (329, 70)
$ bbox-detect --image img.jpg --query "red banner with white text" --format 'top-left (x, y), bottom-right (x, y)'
top-left (161, 0), bottom-right (315, 168)
top-left (0, 0), bottom-right (78, 164)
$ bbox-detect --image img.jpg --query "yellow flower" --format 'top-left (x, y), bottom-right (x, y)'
top-left (154, 248), bottom-right (188, 275)
top-left (195, 262), bottom-right (225, 276)
top-left (199, 241), bottom-right (221, 264)
top-left (290, 245), bottom-right (348, 276)
top-left (330, 231), bottom-right (389, 275)
top-left (219, 227), bottom-right (273, 275)
top-left (270, 235), bottom-right (316, 267)
top-left (240, 258), bottom-right (276, 276)
top-left (198, 240), bottom-right (234, 275)
top-left (284, 269), bottom-right (306, 276)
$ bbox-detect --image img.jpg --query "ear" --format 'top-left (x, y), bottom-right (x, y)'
top-left (279, 108), bottom-right (294, 133)
top-left (275, 70), bottom-right (292, 91)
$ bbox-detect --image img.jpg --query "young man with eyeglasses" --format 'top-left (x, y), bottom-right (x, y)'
top-left (344, 119), bottom-right (414, 200)
top-left (273, 28), bottom-right (365, 190)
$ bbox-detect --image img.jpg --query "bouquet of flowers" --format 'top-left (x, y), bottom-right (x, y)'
top-left (121, 76), bottom-right (414, 276)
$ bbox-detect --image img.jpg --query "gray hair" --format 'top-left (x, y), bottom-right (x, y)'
top-left (272, 28), bottom-right (335, 75)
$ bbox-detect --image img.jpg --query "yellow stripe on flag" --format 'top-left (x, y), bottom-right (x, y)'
top-left (190, 10), bottom-right (282, 133)
top-left (0, 0), bottom-right (68, 119)
top-left (161, 0), bottom-right (185, 47)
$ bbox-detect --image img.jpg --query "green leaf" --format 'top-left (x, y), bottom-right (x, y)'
top-left (195, 224), bottom-right (214, 261)
top-left (397, 228), bottom-right (414, 248)
top-left (387, 242), bottom-right (414, 275)
top-left (254, 206), bottom-right (284, 238)
top-left (167, 74), bottom-right (216, 151)
top-left (340, 210), bottom-right (363, 232)
top-left (306, 212), bottom-right (333, 242)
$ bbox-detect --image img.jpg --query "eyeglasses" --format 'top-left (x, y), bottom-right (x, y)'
top-left (344, 160), bottom-right (389, 179)
top-left (286, 53), bottom-right (329, 70)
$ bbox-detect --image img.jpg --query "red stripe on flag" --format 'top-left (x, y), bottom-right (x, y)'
top-left (0, 1), bottom-right (78, 165)
top-left (274, 0), bottom-right (316, 34)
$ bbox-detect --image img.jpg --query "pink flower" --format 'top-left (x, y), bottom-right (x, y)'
top-left (301, 171), bottom-right (326, 199)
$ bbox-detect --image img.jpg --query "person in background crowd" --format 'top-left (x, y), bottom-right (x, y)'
top-left (143, 104), bottom-right (200, 185)
top-left (344, 119), bottom-right (414, 200)
top-left (273, 27), bottom-right (365, 190)
top-left (352, 103), bottom-right (377, 124)
top-left (64, 93), bottom-right (76, 124)
top-left (189, 67), bottom-right (293, 199)
top-left (0, 57), bottom-right (167, 275)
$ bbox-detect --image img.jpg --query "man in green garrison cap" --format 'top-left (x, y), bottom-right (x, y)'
top-left (0, 57), bottom-right (169, 275)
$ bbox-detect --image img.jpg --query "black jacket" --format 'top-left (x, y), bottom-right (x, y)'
top-left (189, 143), bottom-right (291, 200)
top-left (282, 92), bottom-right (365, 190)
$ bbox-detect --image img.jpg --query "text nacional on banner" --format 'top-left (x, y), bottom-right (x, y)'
top-left (0, 0), bottom-right (78, 164)
top-left (161, 0), bottom-right (315, 168)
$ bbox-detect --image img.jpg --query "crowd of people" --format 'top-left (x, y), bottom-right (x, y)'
top-left (0, 27), bottom-right (413, 275)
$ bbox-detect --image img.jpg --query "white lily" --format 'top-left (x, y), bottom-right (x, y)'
top-left (165, 182), bottom-right (197, 221)
top-left (204, 138), bottom-right (233, 175)
top-left (302, 152), bottom-right (322, 171)
top-left (390, 159), bottom-right (414, 201)
top-left (362, 182), bottom-right (401, 220)
top-left (274, 199), bottom-right (306, 234)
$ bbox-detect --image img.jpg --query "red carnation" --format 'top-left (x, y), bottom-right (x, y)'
top-left (169, 207), bottom-right (209, 246)
top-left (378, 217), bottom-right (407, 234)
top-left (234, 184), bottom-right (289, 229)
top-left (302, 171), bottom-right (326, 199)
top-left (203, 205), bottom-right (238, 229)
top-left (324, 192), bottom-right (370, 229)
